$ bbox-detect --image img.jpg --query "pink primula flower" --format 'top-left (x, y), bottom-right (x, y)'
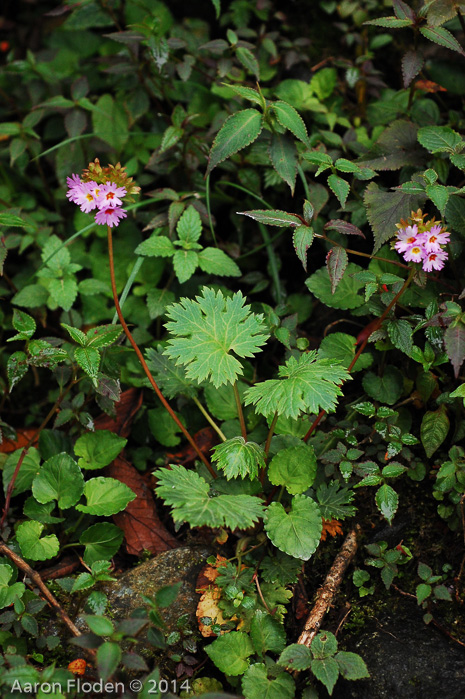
top-left (403, 244), bottom-right (424, 263)
top-left (394, 225), bottom-right (419, 253)
top-left (423, 249), bottom-right (447, 272)
top-left (95, 206), bottom-right (127, 228)
top-left (98, 182), bottom-right (127, 209)
top-left (421, 225), bottom-right (450, 252)
top-left (74, 181), bottom-right (101, 213)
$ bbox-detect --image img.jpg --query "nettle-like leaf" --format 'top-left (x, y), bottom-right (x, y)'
top-left (164, 287), bottom-right (269, 387)
top-left (420, 25), bottom-right (465, 56)
top-left (364, 182), bottom-right (426, 252)
top-left (155, 464), bottom-right (264, 529)
top-left (16, 521), bottom-right (60, 561)
top-left (250, 609), bottom-right (287, 655)
top-left (271, 100), bottom-right (308, 144)
top-left (293, 225), bottom-right (314, 272)
top-left (417, 125), bottom-right (463, 154)
top-left (238, 209), bottom-right (303, 227)
top-left (244, 351), bottom-right (350, 419)
top-left (206, 108), bottom-right (264, 175)
top-left (316, 482), bottom-right (356, 521)
top-left (145, 345), bottom-right (197, 399)
top-left (268, 444), bottom-right (317, 495)
top-left (206, 631), bottom-right (255, 676)
top-left (444, 322), bottom-right (465, 378)
top-left (265, 494), bottom-right (322, 560)
top-left (278, 643), bottom-right (312, 671)
top-left (420, 406), bottom-right (450, 458)
top-left (242, 663), bottom-right (295, 699)
top-left (211, 436), bottom-right (266, 480)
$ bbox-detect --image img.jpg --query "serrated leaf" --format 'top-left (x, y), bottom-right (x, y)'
top-left (402, 50), bottom-right (424, 88)
top-left (303, 150), bottom-right (333, 175)
top-left (11, 309), bottom-right (36, 339)
top-left (76, 477), bottom-right (136, 516)
top-left (156, 464), bottom-right (264, 528)
top-left (444, 322), bottom-right (465, 377)
top-left (269, 132), bottom-right (297, 193)
top-left (334, 158), bottom-right (361, 174)
top-left (375, 484), bottom-right (399, 524)
top-left (85, 324), bottom-right (122, 349)
top-left (74, 346), bottom-right (100, 385)
top-left (272, 100), bottom-right (308, 144)
top-left (211, 436), bottom-right (265, 480)
top-left (260, 551), bottom-right (303, 585)
top-left (7, 351), bottom-right (28, 391)
top-left (176, 205), bottom-right (202, 244)
top-left (80, 522), bottom-right (124, 565)
top-left (420, 406), bottom-right (449, 458)
top-left (236, 47), bottom-right (260, 79)
top-left (327, 174), bottom-right (350, 208)
top-left (393, 0), bottom-right (416, 21)
top-left (417, 125), bottom-right (463, 153)
top-left (245, 351), bottom-right (349, 419)
top-left (426, 184), bottom-right (452, 215)
top-left (364, 16), bottom-right (413, 27)
top-left (359, 120), bottom-right (423, 171)
top-left (32, 453), bottom-right (84, 509)
top-left (387, 318), bottom-right (413, 355)
top-left (146, 346), bottom-right (197, 399)
top-left (164, 287), bottom-right (269, 388)
top-left (173, 249), bottom-right (199, 283)
top-left (311, 656), bottom-right (340, 695)
top-left (326, 247), bottom-right (348, 294)
top-left (265, 495), bottom-right (322, 560)
top-left (16, 521), bottom-right (59, 561)
top-left (250, 610), bottom-right (286, 655)
top-left (316, 482), bottom-right (356, 520)
top-left (416, 582), bottom-right (432, 604)
top-left (268, 444), bottom-right (317, 494)
top-left (420, 25), bottom-right (465, 56)
top-left (206, 631), bottom-right (254, 675)
top-left (362, 365), bottom-right (403, 405)
top-left (135, 234), bottom-right (175, 258)
top-left (146, 288), bottom-right (175, 319)
top-left (49, 277), bottom-right (78, 312)
top-left (3, 448), bottom-right (40, 497)
top-left (324, 219), bottom-right (365, 238)
top-left (318, 332), bottom-right (372, 373)
top-left (61, 322), bottom-right (87, 346)
top-left (306, 262), bottom-right (365, 310)
top-left (335, 651), bottom-right (370, 680)
top-left (74, 430), bottom-right (127, 470)
top-left (207, 108), bottom-right (263, 175)
top-left (227, 83), bottom-right (263, 106)
top-left (198, 247), bottom-right (241, 276)
top-left (242, 663), bottom-right (295, 699)
top-left (293, 225), bottom-right (314, 272)
top-left (0, 212), bottom-right (30, 228)
top-left (278, 643), bottom-right (312, 671)
top-left (364, 182), bottom-right (426, 252)
top-left (238, 209), bottom-right (302, 227)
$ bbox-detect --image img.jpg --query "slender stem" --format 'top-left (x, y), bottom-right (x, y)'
top-left (107, 226), bottom-right (216, 478)
top-left (111, 256), bottom-right (145, 325)
top-left (192, 395), bottom-right (227, 442)
top-left (322, 236), bottom-right (410, 269)
top-left (297, 164), bottom-right (311, 200)
top-left (258, 222), bottom-right (283, 304)
top-left (234, 382), bottom-right (247, 441)
top-left (205, 174), bottom-right (218, 247)
top-left (303, 267), bottom-right (416, 443)
top-left (1, 378), bottom-right (76, 531)
top-left (264, 412), bottom-right (278, 458)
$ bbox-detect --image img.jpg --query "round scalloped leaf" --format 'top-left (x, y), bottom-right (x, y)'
top-left (32, 453), bottom-right (84, 509)
top-left (265, 495), bottom-right (322, 560)
top-left (205, 631), bottom-right (254, 675)
top-left (268, 444), bottom-right (317, 495)
top-left (76, 477), bottom-right (136, 516)
top-left (211, 436), bottom-right (265, 480)
top-left (241, 663), bottom-right (295, 699)
top-left (306, 262), bottom-right (365, 309)
top-left (278, 643), bottom-right (312, 671)
top-left (16, 521), bottom-right (59, 561)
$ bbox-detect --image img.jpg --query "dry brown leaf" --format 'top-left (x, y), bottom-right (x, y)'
top-left (320, 518), bottom-right (343, 541)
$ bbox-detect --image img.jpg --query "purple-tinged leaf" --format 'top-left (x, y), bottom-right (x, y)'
top-left (324, 220), bottom-right (365, 238)
top-left (326, 247), bottom-right (348, 294)
top-left (420, 26), bottom-right (465, 56)
top-left (402, 50), bottom-right (424, 88)
top-left (364, 182), bottom-right (426, 253)
top-left (237, 209), bottom-right (303, 227)
top-left (293, 226), bottom-right (314, 272)
top-left (393, 0), bottom-right (416, 22)
top-left (444, 323), bottom-right (465, 378)
top-left (303, 200), bottom-right (314, 224)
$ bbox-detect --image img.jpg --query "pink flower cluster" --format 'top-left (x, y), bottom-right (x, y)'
top-left (394, 222), bottom-right (449, 272)
top-left (66, 174), bottom-right (127, 228)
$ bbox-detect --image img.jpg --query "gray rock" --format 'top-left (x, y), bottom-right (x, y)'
top-left (335, 600), bottom-right (465, 699)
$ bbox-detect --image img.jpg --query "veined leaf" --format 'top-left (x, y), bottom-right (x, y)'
top-left (265, 495), bottom-right (322, 560)
top-left (242, 663), bottom-right (295, 699)
top-left (206, 632), bottom-right (254, 676)
top-left (327, 174), bottom-right (350, 208)
top-left (417, 125), bottom-right (462, 153)
top-left (238, 209), bottom-right (303, 227)
top-left (226, 84), bottom-right (264, 106)
top-left (420, 25), bottom-right (465, 56)
top-left (324, 220), bottom-right (365, 238)
top-left (402, 50), bottom-right (424, 88)
top-left (293, 225), bottom-right (314, 272)
top-left (268, 444), bottom-right (317, 494)
top-left (164, 287), bottom-right (269, 387)
top-left (364, 16), bottom-right (413, 27)
top-left (145, 345), bottom-right (198, 398)
top-left (155, 464), bottom-right (264, 529)
top-left (244, 351), bottom-right (350, 419)
top-left (269, 132), bottom-right (297, 193)
top-left (16, 521), bottom-right (59, 561)
top-left (326, 247), bottom-right (348, 294)
top-left (206, 108), bottom-right (263, 175)
top-left (316, 482), bottom-right (356, 520)
top-left (444, 322), bottom-right (465, 377)
top-left (197, 247), bottom-right (241, 277)
top-left (211, 436), bottom-right (266, 480)
top-left (364, 182), bottom-right (426, 252)
top-left (421, 406), bottom-right (449, 458)
top-left (272, 100), bottom-right (308, 144)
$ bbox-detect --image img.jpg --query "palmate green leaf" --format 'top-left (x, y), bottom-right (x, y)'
top-left (206, 108), bottom-right (264, 175)
top-left (242, 664), bottom-right (295, 699)
top-left (16, 521), bottom-right (59, 561)
top-left (76, 477), bottom-right (136, 516)
top-left (316, 482), bottom-right (356, 521)
top-left (269, 132), bottom-right (297, 193)
top-left (145, 346), bottom-right (197, 399)
top-left (206, 631), bottom-right (254, 675)
top-left (265, 495), bottom-right (322, 560)
top-left (32, 453), bottom-right (84, 509)
top-left (155, 464), bottom-right (264, 529)
top-left (260, 551), bottom-right (303, 585)
top-left (164, 287), bottom-right (269, 388)
top-left (268, 444), bottom-right (317, 494)
top-left (211, 436), bottom-right (266, 480)
top-left (244, 351), bottom-right (350, 420)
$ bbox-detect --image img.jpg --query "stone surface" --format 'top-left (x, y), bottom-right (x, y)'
top-left (335, 600), bottom-right (465, 699)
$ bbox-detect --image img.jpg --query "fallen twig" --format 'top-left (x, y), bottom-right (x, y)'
top-left (297, 525), bottom-right (361, 650)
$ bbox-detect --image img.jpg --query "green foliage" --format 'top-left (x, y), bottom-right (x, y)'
top-left (265, 495), bottom-right (322, 560)
top-left (211, 437), bottom-right (266, 480)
